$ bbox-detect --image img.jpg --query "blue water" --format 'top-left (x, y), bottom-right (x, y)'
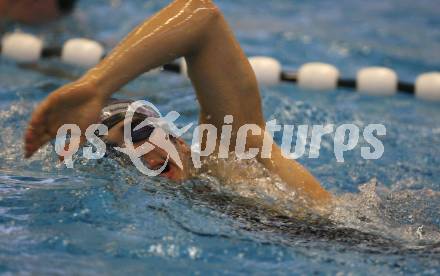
top-left (1, 0), bottom-right (440, 274)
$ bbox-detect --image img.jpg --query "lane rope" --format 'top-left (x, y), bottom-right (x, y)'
top-left (1, 32), bottom-right (439, 101)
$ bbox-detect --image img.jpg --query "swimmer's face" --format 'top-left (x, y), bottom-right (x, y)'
top-left (105, 120), bottom-right (192, 181)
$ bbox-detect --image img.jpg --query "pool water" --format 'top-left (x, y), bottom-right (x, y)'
top-left (1, 0), bottom-right (440, 274)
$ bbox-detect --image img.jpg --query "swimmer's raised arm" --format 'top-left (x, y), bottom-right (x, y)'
top-left (84, 0), bottom-right (263, 131)
top-left (25, 0), bottom-right (226, 157)
top-left (25, 0), bottom-right (331, 204)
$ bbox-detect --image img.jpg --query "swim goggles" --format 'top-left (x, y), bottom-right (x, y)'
top-left (100, 99), bottom-right (163, 144)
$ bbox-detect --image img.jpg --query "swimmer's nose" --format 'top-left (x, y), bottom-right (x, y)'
top-left (144, 158), bottom-right (178, 180)
top-left (144, 158), bottom-right (165, 170)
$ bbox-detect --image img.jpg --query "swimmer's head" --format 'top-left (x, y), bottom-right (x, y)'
top-left (100, 99), bottom-right (192, 181)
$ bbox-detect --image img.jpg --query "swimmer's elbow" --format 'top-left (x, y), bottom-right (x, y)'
top-left (193, 0), bottom-right (222, 21)
top-left (207, 2), bottom-right (222, 18)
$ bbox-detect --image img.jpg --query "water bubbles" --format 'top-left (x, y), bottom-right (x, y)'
top-left (330, 178), bottom-right (440, 247)
top-left (416, 225), bottom-right (424, 240)
top-left (148, 243), bottom-right (180, 258)
top-left (187, 246), bottom-right (201, 260)
top-left (148, 244), bottom-right (164, 256)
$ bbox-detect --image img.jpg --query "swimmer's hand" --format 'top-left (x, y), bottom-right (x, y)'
top-left (24, 80), bottom-right (107, 158)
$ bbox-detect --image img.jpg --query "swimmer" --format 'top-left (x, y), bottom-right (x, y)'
top-left (24, 0), bottom-right (332, 209)
top-left (0, 0), bottom-right (76, 24)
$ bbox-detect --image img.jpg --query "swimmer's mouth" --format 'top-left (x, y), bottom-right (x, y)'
top-left (147, 158), bottom-right (178, 180)
top-left (162, 163), bottom-right (171, 174)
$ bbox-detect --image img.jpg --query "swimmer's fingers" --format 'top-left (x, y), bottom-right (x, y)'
top-left (24, 100), bottom-right (56, 158)
top-left (24, 107), bottom-right (48, 158)
top-left (24, 129), bottom-right (52, 158)
top-left (24, 80), bottom-right (104, 158)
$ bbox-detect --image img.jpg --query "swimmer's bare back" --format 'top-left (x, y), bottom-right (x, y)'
top-left (24, 0), bottom-right (331, 206)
